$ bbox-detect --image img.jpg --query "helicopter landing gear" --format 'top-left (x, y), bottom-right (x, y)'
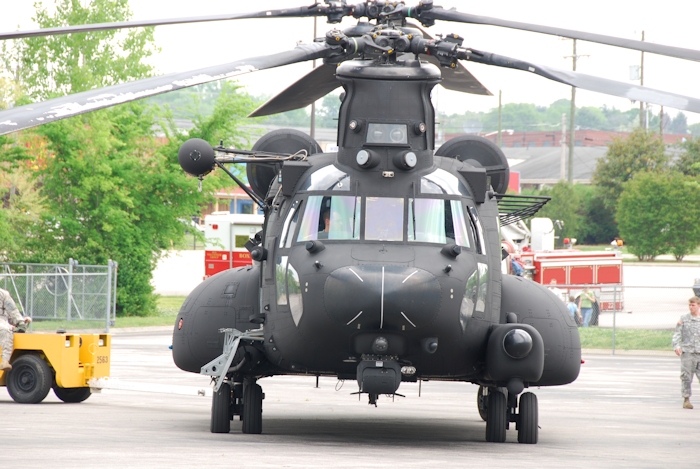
top-left (517, 392), bottom-right (538, 444)
top-left (242, 378), bottom-right (264, 434)
top-left (485, 388), bottom-right (507, 443)
top-left (477, 385), bottom-right (488, 421)
top-left (483, 387), bottom-right (539, 444)
top-left (211, 382), bottom-right (232, 433)
top-left (368, 393), bottom-right (379, 406)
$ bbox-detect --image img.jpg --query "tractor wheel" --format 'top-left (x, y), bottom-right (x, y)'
top-left (53, 384), bottom-right (91, 403)
top-left (7, 354), bottom-right (53, 404)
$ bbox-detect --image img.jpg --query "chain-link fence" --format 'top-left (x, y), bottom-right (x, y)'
top-left (1, 259), bottom-right (117, 331)
top-left (552, 283), bottom-right (694, 354)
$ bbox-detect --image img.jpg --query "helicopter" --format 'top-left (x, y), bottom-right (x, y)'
top-left (2, 0), bottom-right (700, 445)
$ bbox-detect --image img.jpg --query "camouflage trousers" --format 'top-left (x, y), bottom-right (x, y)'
top-left (0, 328), bottom-right (12, 363)
top-left (680, 352), bottom-right (700, 398)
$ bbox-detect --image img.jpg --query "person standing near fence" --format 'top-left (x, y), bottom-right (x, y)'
top-left (672, 296), bottom-right (700, 409)
top-left (0, 288), bottom-right (32, 371)
top-left (577, 286), bottom-right (597, 327)
top-left (567, 295), bottom-right (583, 325)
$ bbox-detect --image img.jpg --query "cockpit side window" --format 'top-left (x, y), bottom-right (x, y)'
top-left (296, 195), bottom-right (361, 242)
top-left (467, 206), bottom-right (486, 255)
top-left (408, 198), bottom-right (471, 247)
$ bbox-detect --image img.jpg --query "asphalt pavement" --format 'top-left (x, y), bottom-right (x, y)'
top-left (3, 330), bottom-right (700, 468)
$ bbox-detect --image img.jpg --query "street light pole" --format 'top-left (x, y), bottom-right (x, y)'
top-left (568, 39), bottom-right (577, 183)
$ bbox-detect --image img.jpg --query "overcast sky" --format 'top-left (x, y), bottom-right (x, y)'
top-left (4, 0), bottom-right (700, 123)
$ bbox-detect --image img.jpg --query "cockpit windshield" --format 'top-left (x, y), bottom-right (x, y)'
top-left (408, 198), bottom-right (470, 247)
top-left (294, 194), bottom-right (473, 247)
top-left (296, 195), bottom-right (361, 241)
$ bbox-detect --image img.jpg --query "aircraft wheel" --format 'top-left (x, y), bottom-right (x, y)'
top-left (211, 382), bottom-right (232, 433)
top-left (485, 389), bottom-right (507, 443)
top-left (242, 381), bottom-right (263, 434)
top-left (6, 354), bottom-right (53, 404)
top-left (517, 392), bottom-right (538, 444)
top-left (52, 384), bottom-right (91, 403)
top-left (477, 385), bottom-right (488, 421)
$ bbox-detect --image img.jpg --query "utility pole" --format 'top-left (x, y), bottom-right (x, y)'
top-left (563, 39), bottom-right (587, 183)
top-left (497, 90), bottom-right (502, 147)
top-left (309, 17), bottom-right (317, 140)
top-left (639, 31), bottom-right (645, 129)
top-left (660, 106), bottom-right (664, 136)
top-left (560, 113), bottom-right (567, 181)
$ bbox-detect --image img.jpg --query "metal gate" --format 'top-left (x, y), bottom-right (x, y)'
top-left (1, 259), bottom-right (117, 331)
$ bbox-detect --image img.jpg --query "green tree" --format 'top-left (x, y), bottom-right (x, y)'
top-left (482, 103), bottom-right (545, 132)
top-left (617, 172), bottom-right (700, 261)
top-left (675, 137), bottom-right (700, 177)
top-left (668, 112), bottom-right (688, 134)
top-left (6, 0), bottom-right (156, 100)
top-left (591, 128), bottom-right (668, 213)
top-left (2, 1), bottom-right (256, 315)
top-left (577, 107), bottom-right (608, 130)
top-left (535, 182), bottom-right (581, 245)
top-left (316, 93), bottom-right (341, 129)
top-left (575, 184), bottom-right (618, 245)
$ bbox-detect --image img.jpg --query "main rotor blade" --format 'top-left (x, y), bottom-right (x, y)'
top-left (421, 8), bottom-right (700, 62)
top-left (0, 5), bottom-right (331, 40)
top-left (249, 63), bottom-right (340, 117)
top-left (0, 42), bottom-right (333, 136)
top-left (405, 21), bottom-right (491, 96)
top-left (465, 50), bottom-right (700, 114)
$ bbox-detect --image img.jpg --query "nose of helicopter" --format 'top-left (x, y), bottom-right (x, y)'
top-left (324, 265), bottom-right (441, 330)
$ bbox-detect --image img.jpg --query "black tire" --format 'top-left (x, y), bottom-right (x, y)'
top-left (485, 390), bottom-right (507, 443)
top-left (242, 382), bottom-right (263, 434)
top-left (517, 392), bottom-right (539, 444)
top-left (53, 384), bottom-right (91, 403)
top-left (7, 354), bottom-right (53, 404)
top-left (211, 382), bottom-right (232, 433)
top-left (477, 386), bottom-right (488, 422)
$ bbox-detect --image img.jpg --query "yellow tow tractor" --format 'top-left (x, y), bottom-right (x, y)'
top-left (0, 329), bottom-right (111, 404)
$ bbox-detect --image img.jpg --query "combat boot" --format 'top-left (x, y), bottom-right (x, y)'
top-left (683, 398), bottom-right (693, 409)
top-left (0, 362), bottom-right (11, 371)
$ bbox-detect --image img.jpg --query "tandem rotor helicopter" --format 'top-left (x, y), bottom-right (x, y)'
top-left (3, 0), bottom-right (700, 444)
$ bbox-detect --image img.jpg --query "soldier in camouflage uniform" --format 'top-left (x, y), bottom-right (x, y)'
top-left (672, 296), bottom-right (700, 409)
top-left (0, 288), bottom-right (32, 371)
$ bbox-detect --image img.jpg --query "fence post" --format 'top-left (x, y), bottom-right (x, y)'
top-left (112, 261), bottom-right (118, 326)
top-left (106, 260), bottom-right (113, 332)
top-left (612, 285), bottom-right (618, 355)
top-left (67, 258), bottom-right (73, 321)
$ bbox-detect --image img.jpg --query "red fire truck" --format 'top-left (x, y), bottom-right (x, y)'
top-left (503, 218), bottom-right (624, 318)
top-left (203, 212), bottom-right (264, 278)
